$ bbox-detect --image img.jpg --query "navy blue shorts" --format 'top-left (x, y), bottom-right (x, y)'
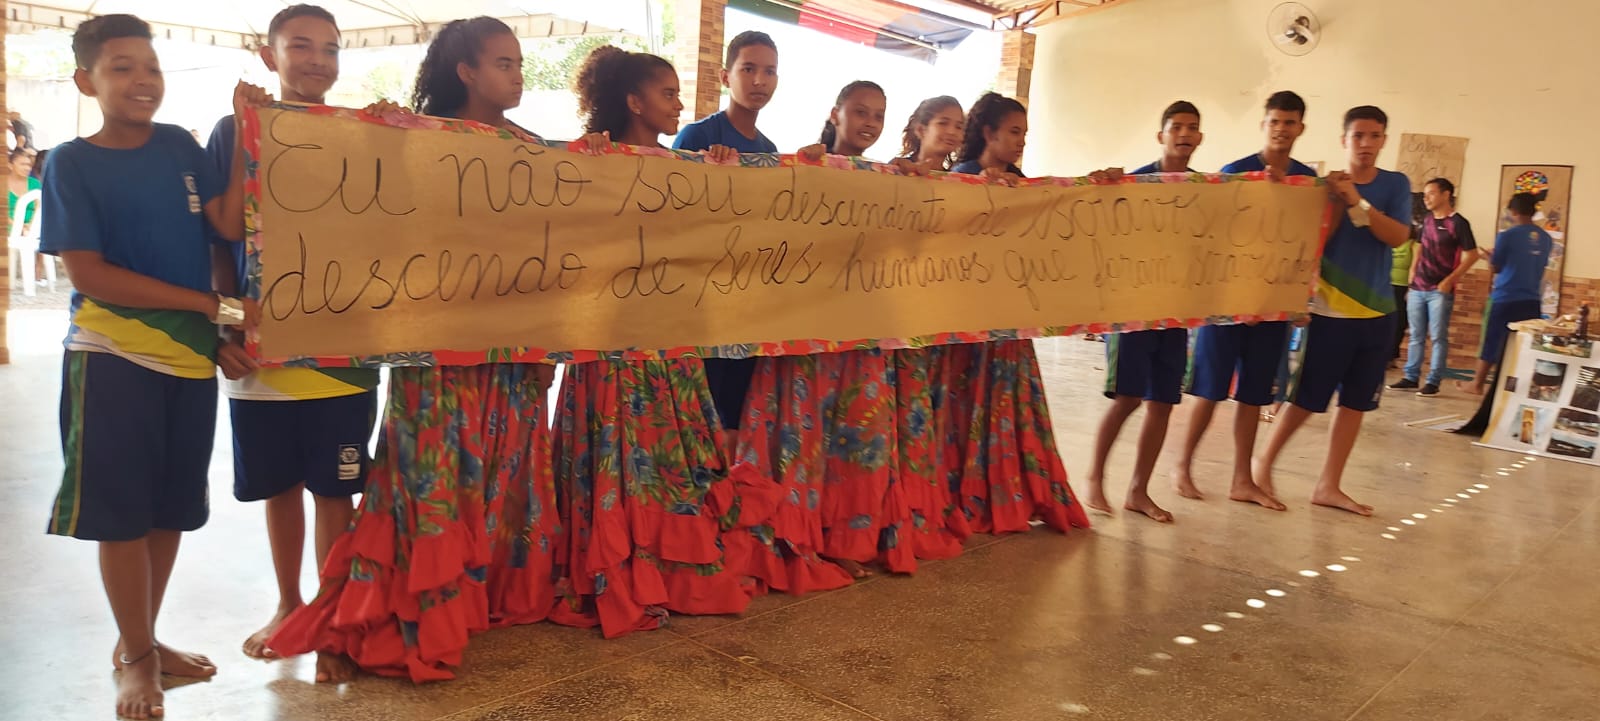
top-left (1186, 321), bottom-right (1290, 407)
top-left (229, 392), bottom-right (378, 501)
top-left (1480, 299), bottom-right (1542, 363)
top-left (1105, 328), bottom-right (1187, 404)
top-left (47, 351), bottom-right (216, 541)
top-left (704, 357), bottom-right (756, 429)
top-left (1289, 314), bottom-right (1396, 413)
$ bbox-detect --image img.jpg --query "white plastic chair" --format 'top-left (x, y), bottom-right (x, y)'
top-left (9, 188), bottom-right (53, 296)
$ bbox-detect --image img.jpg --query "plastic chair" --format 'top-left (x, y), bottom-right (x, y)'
top-left (9, 188), bottom-right (52, 296)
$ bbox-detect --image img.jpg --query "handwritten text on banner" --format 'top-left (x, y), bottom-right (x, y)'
top-left (245, 106), bottom-right (1331, 363)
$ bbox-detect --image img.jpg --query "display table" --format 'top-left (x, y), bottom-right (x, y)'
top-left (1478, 322), bottom-right (1599, 465)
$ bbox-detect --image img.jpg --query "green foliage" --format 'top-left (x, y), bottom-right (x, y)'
top-left (521, 34), bottom-right (648, 92)
top-left (361, 62), bottom-right (412, 104)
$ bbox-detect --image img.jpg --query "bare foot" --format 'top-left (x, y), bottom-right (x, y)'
top-left (1311, 488), bottom-right (1374, 516)
top-left (1229, 482), bottom-right (1287, 511)
top-left (115, 646), bottom-right (165, 719)
top-left (243, 605), bottom-right (301, 659)
top-left (1250, 457), bottom-right (1277, 500)
top-left (1085, 484), bottom-right (1115, 515)
top-left (114, 642), bottom-right (216, 679)
top-left (829, 558), bottom-right (873, 579)
top-left (1123, 491), bottom-right (1173, 523)
top-left (1171, 468), bottom-right (1204, 500)
top-left (1454, 381), bottom-right (1484, 396)
top-left (315, 651), bottom-right (359, 684)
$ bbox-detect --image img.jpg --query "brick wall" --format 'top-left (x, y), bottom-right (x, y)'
top-left (996, 30), bottom-right (1035, 107)
top-left (672, 0), bottom-right (727, 123)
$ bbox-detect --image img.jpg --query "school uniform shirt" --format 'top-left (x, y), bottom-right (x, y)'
top-left (206, 118), bottom-right (380, 400)
top-left (1489, 223), bottom-right (1553, 304)
top-left (1411, 212), bottom-right (1477, 291)
top-left (1220, 153), bottom-right (1318, 178)
top-left (949, 160), bottom-right (1023, 177)
top-left (1312, 169), bottom-right (1412, 319)
top-left (672, 111), bottom-right (779, 154)
top-left (41, 124), bottom-right (221, 379)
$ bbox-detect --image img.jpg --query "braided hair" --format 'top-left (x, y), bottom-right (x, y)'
top-left (958, 91), bottom-right (1025, 165)
top-left (900, 95), bottom-right (961, 166)
top-left (818, 80), bottom-right (884, 152)
top-left (574, 44), bottom-right (675, 137)
top-left (411, 17), bottom-right (514, 117)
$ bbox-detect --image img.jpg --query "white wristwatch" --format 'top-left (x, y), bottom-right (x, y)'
top-left (215, 295), bottom-right (246, 326)
top-left (1348, 198), bottom-right (1373, 228)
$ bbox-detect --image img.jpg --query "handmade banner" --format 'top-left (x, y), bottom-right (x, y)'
top-left (1479, 326), bottom-right (1599, 466)
top-left (242, 105), bottom-right (1332, 365)
top-left (1396, 133), bottom-right (1470, 193)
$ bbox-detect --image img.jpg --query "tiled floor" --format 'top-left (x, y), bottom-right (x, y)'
top-left (3, 308), bottom-right (1596, 721)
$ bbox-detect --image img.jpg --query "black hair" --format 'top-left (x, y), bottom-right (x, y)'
top-left (901, 95), bottom-right (961, 165)
top-left (1264, 90), bottom-right (1306, 117)
top-left (1161, 100), bottom-right (1200, 128)
top-left (1343, 105), bottom-right (1388, 131)
top-left (8, 146), bottom-right (34, 165)
top-left (725, 30), bottom-right (777, 69)
top-left (267, 4), bottom-right (339, 44)
top-left (819, 80), bottom-right (884, 151)
top-left (29, 149), bottom-right (48, 181)
top-left (575, 45), bottom-right (675, 137)
top-left (411, 16), bottom-right (515, 117)
top-left (1508, 192), bottom-right (1538, 217)
top-left (958, 91), bottom-right (1025, 164)
top-left (1426, 177), bottom-right (1455, 199)
top-left (9, 119), bottom-right (31, 150)
top-left (72, 14), bottom-right (152, 70)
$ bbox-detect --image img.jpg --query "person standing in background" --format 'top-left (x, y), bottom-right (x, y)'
top-left (1388, 233), bottom-right (1413, 368)
top-left (1460, 193), bottom-right (1551, 395)
top-left (1390, 178), bottom-right (1479, 396)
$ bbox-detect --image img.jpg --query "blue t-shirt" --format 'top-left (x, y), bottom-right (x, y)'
top-left (949, 160), bottom-right (1024, 177)
top-left (41, 123), bottom-right (224, 377)
top-left (672, 111), bottom-right (778, 154)
top-left (1313, 169), bottom-right (1411, 319)
top-left (1490, 223), bottom-right (1553, 304)
top-left (1220, 153), bottom-right (1318, 177)
top-left (1129, 161), bottom-right (1193, 175)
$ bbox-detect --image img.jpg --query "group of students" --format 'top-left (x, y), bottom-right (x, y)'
top-left (40, 7), bottom-right (1072, 717)
top-left (36, 5), bottom-right (1553, 719)
top-left (1082, 95), bottom-right (1554, 525)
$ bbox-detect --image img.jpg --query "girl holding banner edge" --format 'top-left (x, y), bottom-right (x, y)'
top-left (268, 16), bottom-right (581, 682)
top-left (946, 92), bottom-right (1093, 536)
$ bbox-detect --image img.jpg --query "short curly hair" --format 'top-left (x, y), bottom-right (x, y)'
top-left (574, 45), bottom-right (675, 137)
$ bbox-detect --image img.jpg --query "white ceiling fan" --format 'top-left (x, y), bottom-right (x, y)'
top-left (1268, 2), bottom-right (1321, 57)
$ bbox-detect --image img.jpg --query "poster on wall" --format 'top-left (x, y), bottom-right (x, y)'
top-left (1496, 165), bottom-right (1573, 317)
top-left (1397, 133), bottom-right (1470, 192)
top-left (1480, 329), bottom-right (1599, 466)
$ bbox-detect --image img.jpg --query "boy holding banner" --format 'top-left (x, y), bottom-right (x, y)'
top-left (1083, 100), bottom-right (1204, 524)
top-left (672, 30), bottom-right (782, 435)
top-left (1171, 91), bottom-right (1315, 512)
top-left (41, 14), bottom-right (266, 718)
top-left (203, 5), bottom-right (382, 662)
top-left (1254, 106), bottom-right (1413, 516)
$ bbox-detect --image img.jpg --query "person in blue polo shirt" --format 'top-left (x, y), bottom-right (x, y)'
top-left (1083, 100), bottom-right (1202, 524)
top-left (1461, 192), bottom-right (1552, 394)
top-left (1170, 91), bottom-right (1313, 512)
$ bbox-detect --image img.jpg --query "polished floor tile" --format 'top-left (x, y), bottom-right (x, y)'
top-left (4, 311), bottom-right (1596, 720)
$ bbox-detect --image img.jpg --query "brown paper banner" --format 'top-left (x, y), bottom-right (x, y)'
top-left (244, 106), bottom-right (1331, 365)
